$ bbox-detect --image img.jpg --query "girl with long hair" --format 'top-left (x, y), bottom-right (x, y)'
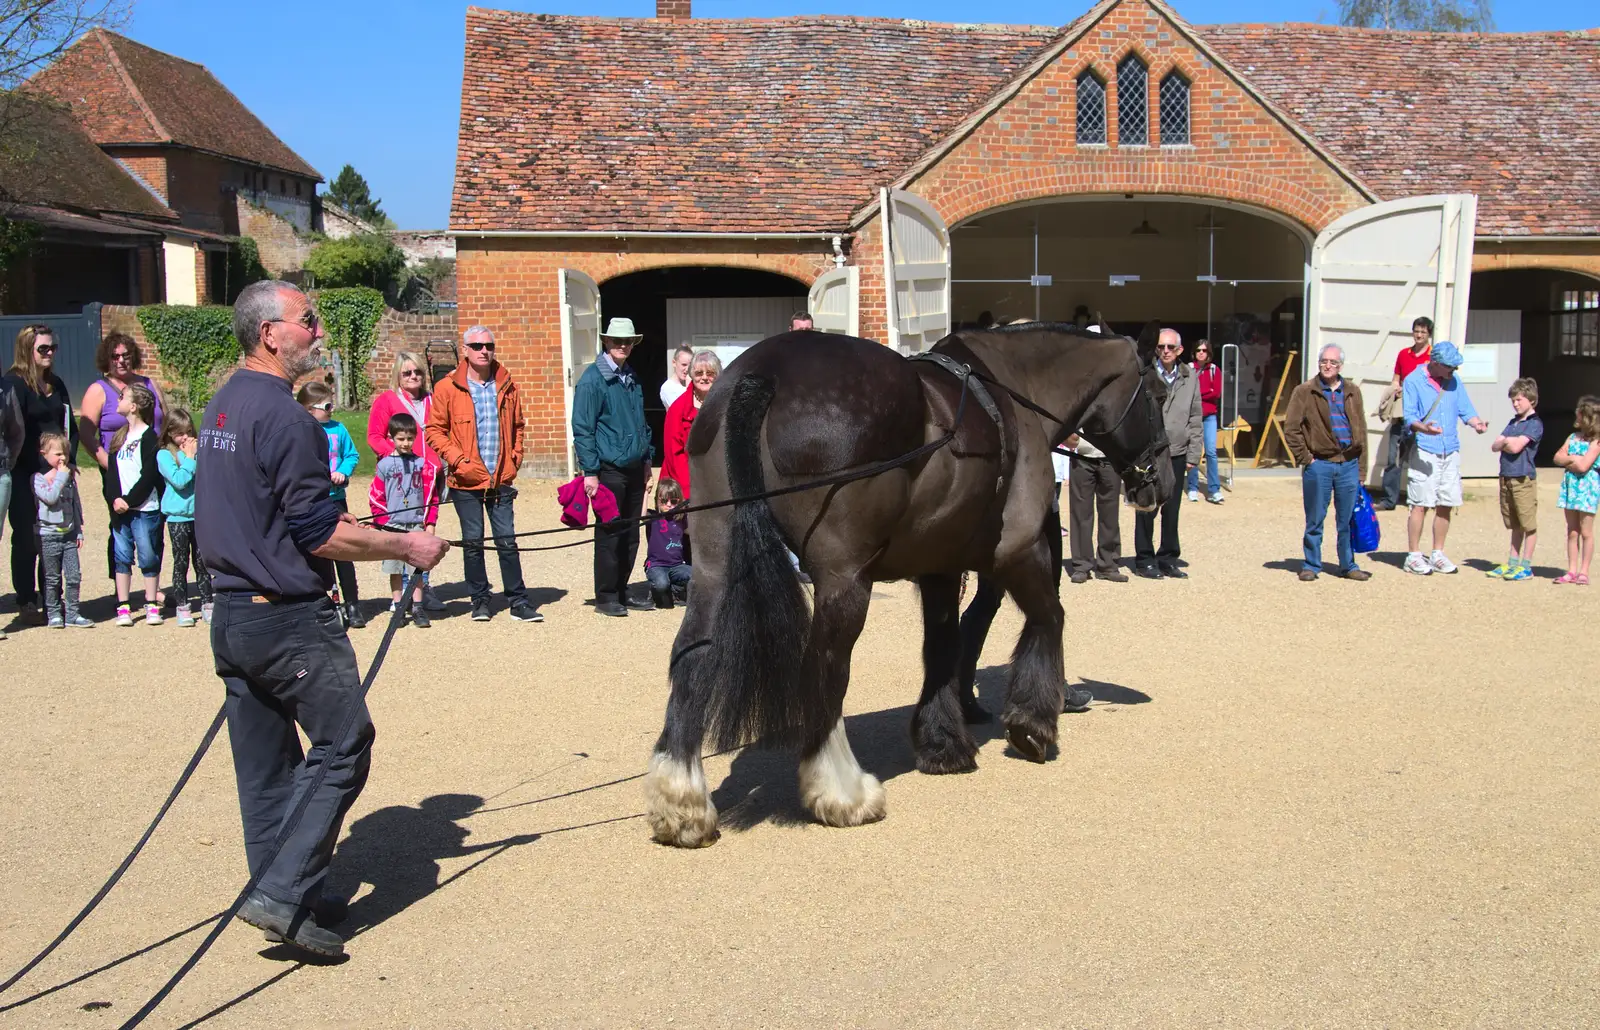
top-left (104, 383), bottom-right (164, 625)
top-left (3, 325), bottom-right (78, 617)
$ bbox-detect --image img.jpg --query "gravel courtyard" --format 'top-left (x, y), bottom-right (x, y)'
top-left (0, 473), bottom-right (1594, 1029)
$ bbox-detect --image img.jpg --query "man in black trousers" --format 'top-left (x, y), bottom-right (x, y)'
top-left (198, 281), bottom-right (449, 958)
top-left (1134, 328), bottom-right (1201, 578)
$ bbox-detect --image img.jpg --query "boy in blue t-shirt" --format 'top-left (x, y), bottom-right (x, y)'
top-left (1489, 377), bottom-right (1544, 581)
top-left (298, 380), bottom-right (365, 626)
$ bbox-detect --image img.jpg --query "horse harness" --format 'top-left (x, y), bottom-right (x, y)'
top-left (908, 348), bottom-right (1166, 498)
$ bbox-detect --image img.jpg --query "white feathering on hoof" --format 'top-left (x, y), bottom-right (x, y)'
top-left (799, 718), bottom-right (887, 828)
top-left (645, 751), bottom-right (720, 848)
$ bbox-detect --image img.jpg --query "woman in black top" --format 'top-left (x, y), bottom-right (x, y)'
top-left (4, 325), bottom-right (78, 612)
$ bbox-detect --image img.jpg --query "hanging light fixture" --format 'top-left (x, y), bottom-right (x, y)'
top-left (1131, 205), bottom-right (1160, 237)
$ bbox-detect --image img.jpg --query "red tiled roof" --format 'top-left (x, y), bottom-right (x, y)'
top-left (451, 9), bottom-right (1061, 233)
top-left (0, 92), bottom-right (176, 222)
top-left (1201, 23), bottom-right (1600, 237)
top-left (451, 7), bottom-right (1599, 238)
top-left (27, 28), bottom-right (321, 181)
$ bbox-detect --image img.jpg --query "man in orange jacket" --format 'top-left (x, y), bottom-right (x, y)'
top-left (425, 325), bottom-right (542, 623)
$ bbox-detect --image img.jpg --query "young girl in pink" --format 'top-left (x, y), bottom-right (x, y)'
top-left (1553, 395), bottom-right (1599, 585)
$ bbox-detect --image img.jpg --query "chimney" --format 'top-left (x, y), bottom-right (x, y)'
top-left (657, 0), bottom-right (690, 18)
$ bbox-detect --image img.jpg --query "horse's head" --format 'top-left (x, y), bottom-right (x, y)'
top-left (1079, 322), bottom-right (1174, 511)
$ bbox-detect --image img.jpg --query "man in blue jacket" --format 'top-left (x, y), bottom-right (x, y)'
top-left (572, 317), bottom-right (654, 616)
top-left (1401, 339), bottom-right (1488, 575)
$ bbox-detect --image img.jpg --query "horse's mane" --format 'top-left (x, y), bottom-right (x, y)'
top-left (982, 321), bottom-right (1120, 340)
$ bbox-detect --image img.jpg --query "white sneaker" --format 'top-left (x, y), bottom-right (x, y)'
top-left (201, 603), bottom-right (213, 623)
top-left (1207, 493), bottom-right (1225, 504)
top-left (67, 616), bottom-right (93, 628)
top-left (1186, 489), bottom-right (1200, 502)
top-left (145, 604), bottom-right (164, 626)
top-left (1403, 552), bottom-right (1433, 576)
top-left (175, 606), bottom-right (196, 628)
top-left (115, 605), bottom-right (135, 626)
top-left (1429, 550), bottom-right (1457, 574)
top-left (47, 615), bottom-right (64, 629)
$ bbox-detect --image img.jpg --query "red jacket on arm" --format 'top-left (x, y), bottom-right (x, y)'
top-left (1194, 363), bottom-right (1222, 418)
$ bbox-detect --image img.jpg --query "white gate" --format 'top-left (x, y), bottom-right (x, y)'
top-left (1306, 193), bottom-right (1478, 482)
top-left (881, 188), bottom-right (950, 354)
top-left (807, 266), bottom-right (858, 337)
top-left (558, 267), bottom-right (601, 477)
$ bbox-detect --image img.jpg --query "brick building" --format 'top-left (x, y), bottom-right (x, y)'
top-left (452, 0), bottom-right (1600, 478)
top-left (24, 28), bottom-right (323, 304)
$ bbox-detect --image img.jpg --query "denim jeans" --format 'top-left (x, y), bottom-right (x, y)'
top-left (646, 563), bottom-right (692, 594)
top-left (452, 487), bottom-right (526, 606)
top-left (38, 528), bottom-right (81, 622)
top-left (111, 509), bottom-right (162, 575)
top-left (1302, 458), bottom-right (1361, 574)
top-left (1186, 414), bottom-right (1221, 495)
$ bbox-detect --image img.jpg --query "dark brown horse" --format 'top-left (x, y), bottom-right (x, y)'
top-left (645, 323), bottom-right (1174, 847)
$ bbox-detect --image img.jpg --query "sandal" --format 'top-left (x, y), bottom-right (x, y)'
top-left (1554, 573), bottom-right (1577, 584)
top-left (1577, 574), bottom-right (1591, 586)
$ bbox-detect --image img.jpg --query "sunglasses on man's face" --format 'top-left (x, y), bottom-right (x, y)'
top-left (465, 341), bottom-right (495, 352)
top-left (1158, 344), bottom-right (1182, 352)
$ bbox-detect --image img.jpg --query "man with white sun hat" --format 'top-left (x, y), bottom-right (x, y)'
top-left (572, 316), bottom-right (655, 616)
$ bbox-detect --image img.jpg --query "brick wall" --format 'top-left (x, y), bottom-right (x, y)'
top-left (236, 194), bottom-right (315, 275)
top-left (368, 308), bottom-right (459, 393)
top-left (456, 236), bottom-right (833, 476)
top-left (113, 150), bottom-right (168, 204)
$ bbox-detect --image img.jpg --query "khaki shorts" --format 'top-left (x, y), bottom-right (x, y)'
top-left (1500, 476), bottom-right (1538, 532)
top-left (1407, 448), bottom-right (1462, 508)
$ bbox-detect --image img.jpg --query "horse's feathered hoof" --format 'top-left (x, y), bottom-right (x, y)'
top-left (915, 748), bottom-right (978, 775)
top-left (645, 752), bottom-right (721, 848)
top-left (1005, 725), bottom-right (1051, 763)
top-left (804, 773), bottom-right (887, 828)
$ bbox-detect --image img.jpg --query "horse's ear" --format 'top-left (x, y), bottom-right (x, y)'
top-left (1135, 320), bottom-right (1161, 365)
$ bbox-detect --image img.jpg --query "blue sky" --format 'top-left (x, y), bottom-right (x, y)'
top-left (124, 0), bottom-right (1595, 229)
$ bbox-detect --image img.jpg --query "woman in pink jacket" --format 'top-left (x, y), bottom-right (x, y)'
top-left (368, 351), bottom-right (447, 607)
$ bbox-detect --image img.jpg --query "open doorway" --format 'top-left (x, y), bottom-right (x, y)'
top-left (950, 197), bottom-right (1309, 430)
top-left (599, 267), bottom-right (807, 460)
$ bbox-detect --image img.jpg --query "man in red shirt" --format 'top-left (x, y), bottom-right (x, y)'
top-left (1377, 317), bottom-right (1433, 510)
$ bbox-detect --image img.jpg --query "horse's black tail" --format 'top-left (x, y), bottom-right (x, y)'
top-left (701, 374), bottom-right (818, 752)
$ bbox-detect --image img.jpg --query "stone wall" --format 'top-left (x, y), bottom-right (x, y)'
top-left (236, 194), bottom-right (315, 276)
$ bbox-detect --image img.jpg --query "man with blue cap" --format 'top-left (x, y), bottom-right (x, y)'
top-left (1401, 339), bottom-right (1488, 574)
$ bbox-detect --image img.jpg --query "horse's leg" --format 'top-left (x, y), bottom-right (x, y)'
top-left (911, 573), bottom-right (980, 774)
top-left (954, 576), bottom-right (1001, 723)
top-left (796, 574), bottom-right (886, 827)
top-left (645, 577), bottom-right (721, 847)
top-left (996, 542), bottom-right (1064, 763)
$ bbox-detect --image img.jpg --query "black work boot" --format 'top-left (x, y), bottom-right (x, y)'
top-left (237, 891), bottom-right (345, 957)
top-left (344, 603), bottom-right (367, 629)
top-left (651, 586), bottom-right (674, 610)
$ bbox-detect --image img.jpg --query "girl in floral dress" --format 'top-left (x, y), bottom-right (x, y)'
top-left (1554, 396), bottom-right (1600, 585)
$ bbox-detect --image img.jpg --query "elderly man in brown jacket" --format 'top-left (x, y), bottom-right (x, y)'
top-left (1284, 343), bottom-right (1372, 582)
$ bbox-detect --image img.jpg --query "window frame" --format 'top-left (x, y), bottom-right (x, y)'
top-left (1076, 69), bottom-right (1108, 147)
top-left (1158, 71), bottom-right (1191, 147)
top-left (1555, 286), bottom-right (1600, 361)
top-left (1116, 54), bottom-right (1149, 147)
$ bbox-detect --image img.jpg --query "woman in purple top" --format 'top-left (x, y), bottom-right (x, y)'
top-left (79, 332), bottom-right (164, 469)
top-left (79, 331), bottom-right (166, 584)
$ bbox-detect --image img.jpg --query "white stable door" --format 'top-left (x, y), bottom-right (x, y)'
top-left (559, 267), bottom-right (601, 478)
top-left (807, 266), bottom-right (859, 337)
top-left (881, 188), bottom-right (950, 354)
top-left (1305, 193), bottom-right (1478, 483)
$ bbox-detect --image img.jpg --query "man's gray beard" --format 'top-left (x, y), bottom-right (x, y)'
top-left (287, 351), bottom-right (322, 380)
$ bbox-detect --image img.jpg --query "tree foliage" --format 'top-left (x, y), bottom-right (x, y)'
top-left (0, 0), bottom-right (129, 89)
top-left (1337, 0), bottom-right (1494, 30)
top-left (136, 305), bottom-right (239, 408)
top-left (304, 232), bottom-right (406, 292)
top-left (315, 287), bottom-right (385, 407)
top-left (219, 236), bottom-right (270, 303)
top-left (324, 164), bottom-right (387, 225)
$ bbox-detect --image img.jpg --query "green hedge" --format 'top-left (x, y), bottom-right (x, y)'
top-left (317, 287), bottom-right (385, 407)
top-left (136, 305), bottom-right (239, 408)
